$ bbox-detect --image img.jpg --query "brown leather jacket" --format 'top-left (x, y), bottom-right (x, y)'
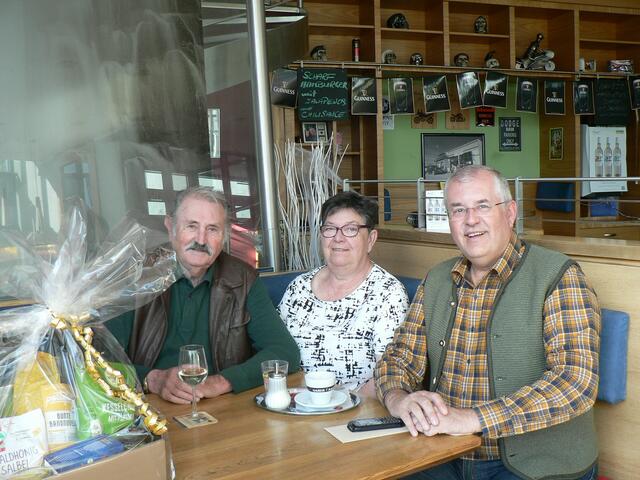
top-left (126, 251), bottom-right (257, 374)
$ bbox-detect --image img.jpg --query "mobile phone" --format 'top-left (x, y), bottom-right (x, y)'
top-left (347, 416), bottom-right (405, 432)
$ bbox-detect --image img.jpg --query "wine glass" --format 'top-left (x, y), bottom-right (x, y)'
top-left (178, 344), bottom-right (208, 420)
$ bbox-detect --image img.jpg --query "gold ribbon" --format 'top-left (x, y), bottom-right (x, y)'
top-left (50, 311), bottom-right (168, 435)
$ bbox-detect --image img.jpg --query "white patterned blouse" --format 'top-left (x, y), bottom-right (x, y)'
top-left (277, 264), bottom-right (409, 391)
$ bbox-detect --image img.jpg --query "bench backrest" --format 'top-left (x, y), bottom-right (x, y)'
top-left (260, 272), bottom-right (628, 404)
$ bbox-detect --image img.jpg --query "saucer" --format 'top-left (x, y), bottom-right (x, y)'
top-left (294, 390), bottom-right (348, 410)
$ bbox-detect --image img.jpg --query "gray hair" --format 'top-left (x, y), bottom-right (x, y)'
top-left (444, 165), bottom-right (512, 205)
top-left (171, 186), bottom-right (230, 240)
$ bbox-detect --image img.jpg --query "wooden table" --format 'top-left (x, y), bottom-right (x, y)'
top-left (151, 375), bottom-right (481, 479)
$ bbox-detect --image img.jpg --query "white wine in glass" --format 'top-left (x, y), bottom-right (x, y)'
top-left (178, 344), bottom-right (208, 419)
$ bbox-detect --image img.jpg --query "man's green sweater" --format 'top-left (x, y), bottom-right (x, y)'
top-left (107, 268), bottom-right (300, 392)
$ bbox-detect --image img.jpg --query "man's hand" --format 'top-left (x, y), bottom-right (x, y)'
top-left (384, 389), bottom-right (449, 437)
top-left (198, 374), bottom-right (232, 398)
top-left (384, 389), bottom-right (482, 437)
top-left (418, 406), bottom-right (482, 437)
top-left (147, 368), bottom-right (233, 404)
top-left (356, 378), bottom-right (377, 398)
top-left (146, 367), bottom-right (196, 404)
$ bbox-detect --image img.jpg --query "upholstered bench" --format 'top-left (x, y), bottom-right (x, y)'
top-left (260, 272), bottom-right (629, 404)
top-left (261, 270), bottom-right (421, 306)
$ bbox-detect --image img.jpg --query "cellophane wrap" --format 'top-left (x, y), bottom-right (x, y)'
top-left (0, 203), bottom-right (177, 478)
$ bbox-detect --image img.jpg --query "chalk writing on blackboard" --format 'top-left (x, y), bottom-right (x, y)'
top-left (297, 68), bottom-right (349, 121)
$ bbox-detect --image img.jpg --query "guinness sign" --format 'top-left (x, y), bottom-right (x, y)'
top-left (270, 68), bottom-right (297, 108)
top-left (544, 80), bottom-right (565, 115)
top-left (351, 77), bottom-right (377, 115)
top-left (482, 72), bottom-right (508, 108)
top-left (422, 75), bottom-right (450, 113)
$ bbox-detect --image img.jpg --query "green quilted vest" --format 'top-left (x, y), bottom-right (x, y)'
top-left (423, 242), bottom-right (598, 480)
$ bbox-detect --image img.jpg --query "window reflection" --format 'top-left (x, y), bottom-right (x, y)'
top-left (144, 171), bottom-right (164, 190)
top-left (1, 1), bottom-right (267, 274)
top-left (172, 174), bottom-right (188, 191)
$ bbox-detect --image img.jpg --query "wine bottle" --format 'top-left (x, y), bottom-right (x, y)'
top-left (594, 137), bottom-right (603, 177)
top-left (613, 138), bottom-right (622, 177)
top-left (604, 137), bottom-right (613, 177)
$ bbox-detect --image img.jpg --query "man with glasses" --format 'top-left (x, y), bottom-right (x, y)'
top-left (375, 166), bottom-right (600, 480)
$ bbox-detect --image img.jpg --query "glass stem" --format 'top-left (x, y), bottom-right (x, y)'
top-left (191, 386), bottom-right (197, 418)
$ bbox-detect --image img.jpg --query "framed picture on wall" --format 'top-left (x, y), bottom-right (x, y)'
top-left (301, 122), bottom-right (329, 143)
top-left (421, 133), bottom-right (485, 180)
top-left (549, 127), bottom-right (563, 161)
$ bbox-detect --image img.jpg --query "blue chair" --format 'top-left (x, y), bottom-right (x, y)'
top-left (395, 275), bottom-right (421, 302)
top-left (536, 181), bottom-right (575, 213)
top-left (261, 271), bottom-right (303, 306)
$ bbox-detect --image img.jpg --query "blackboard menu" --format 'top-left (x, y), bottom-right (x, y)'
top-left (594, 78), bottom-right (631, 126)
top-left (297, 68), bottom-right (349, 121)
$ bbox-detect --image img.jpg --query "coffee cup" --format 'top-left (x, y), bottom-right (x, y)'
top-left (304, 370), bottom-right (336, 406)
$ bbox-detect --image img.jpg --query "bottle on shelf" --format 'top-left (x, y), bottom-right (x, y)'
top-left (613, 138), bottom-right (622, 177)
top-left (604, 137), bottom-right (613, 177)
top-left (352, 38), bottom-right (360, 62)
top-left (594, 137), bottom-right (603, 177)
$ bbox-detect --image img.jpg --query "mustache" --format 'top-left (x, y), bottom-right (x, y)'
top-left (186, 241), bottom-right (212, 255)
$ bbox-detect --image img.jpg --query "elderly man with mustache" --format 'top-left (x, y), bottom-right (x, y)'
top-left (107, 187), bottom-right (300, 403)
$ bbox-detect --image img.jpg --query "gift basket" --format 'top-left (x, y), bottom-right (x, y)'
top-left (0, 202), bottom-right (177, 478)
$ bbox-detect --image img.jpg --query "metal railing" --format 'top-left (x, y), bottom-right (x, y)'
top-left (343, 176), bottom-right (640, 235)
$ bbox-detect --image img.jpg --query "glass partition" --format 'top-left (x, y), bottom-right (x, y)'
top-left (0, 0), bottom-right (209, 256)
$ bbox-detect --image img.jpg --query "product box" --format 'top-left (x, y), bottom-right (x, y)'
top-left (580, 125), bottom-right (628, 197)
top-left (54, 437), bottom-right (168, 480)
top-left (46, 435), bottom-right (125, 473)
top-left (425, 190), bottom-right (450, 233)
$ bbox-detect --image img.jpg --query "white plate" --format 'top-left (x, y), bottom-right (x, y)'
top-left (294, 390), bottom-right (348, 410)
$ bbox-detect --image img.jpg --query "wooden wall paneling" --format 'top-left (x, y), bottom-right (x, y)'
top-left (448, 2), bottom-right (511, 69)
top-left (442, 1), bottom-right (451, 65)
top-left (513, 6), bottom-right (577, 72)
top-left (373, 0), bottom-right (382, 61)
top-left (304, 0), bottom-right (369, 26)
top-left (539, 113), bottom-right (578, 178)
top-left (373, 74), bottom-right (384, 224)
top-left (379, 0), bottom-right (444, 32)
top-left (448, 2), bottom-right (510, 36)
top-left (508, 7), bottom-right (516, 68)
top-left (383, 184), bottom-right (419, 225)
top-left (579, 260), bottom-right (640, 480)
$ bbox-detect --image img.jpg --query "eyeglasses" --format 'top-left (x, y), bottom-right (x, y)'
top-left (320, 224), bottom-right (370, 238)
top-left (448, 201), bottom-right (507, 220)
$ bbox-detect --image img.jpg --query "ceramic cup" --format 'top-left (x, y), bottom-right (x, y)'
top-left (304, 370), bottom-right (336, 406)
